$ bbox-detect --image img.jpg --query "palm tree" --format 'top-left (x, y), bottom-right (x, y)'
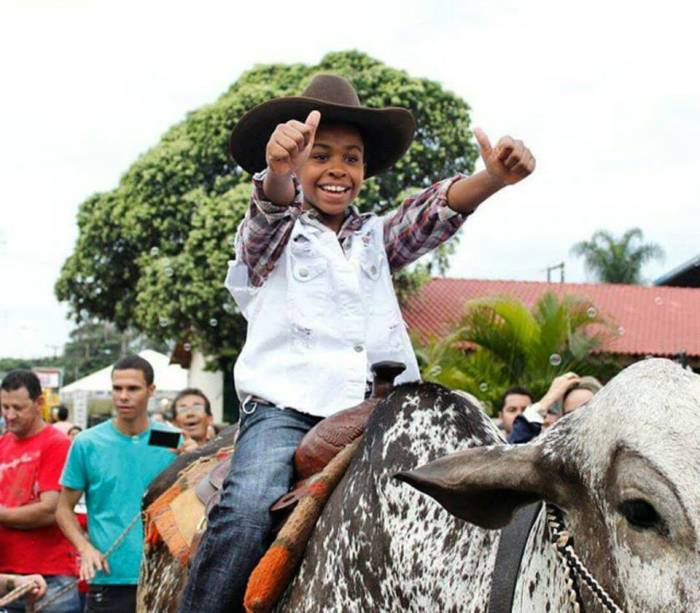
top-left (571, 228), bottom-right (664, 284)
top-left (415, 292), bottom-right (615, 414)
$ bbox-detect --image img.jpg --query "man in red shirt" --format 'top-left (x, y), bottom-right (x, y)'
top-left (0, 370), bottom-right (80, 612)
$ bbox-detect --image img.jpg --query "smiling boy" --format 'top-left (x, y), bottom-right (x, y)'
top-left (180, 74), bottom-right (535, 612)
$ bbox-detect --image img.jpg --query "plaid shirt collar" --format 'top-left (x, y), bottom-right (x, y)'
top-left (300, 204), bottom-right (369, 241)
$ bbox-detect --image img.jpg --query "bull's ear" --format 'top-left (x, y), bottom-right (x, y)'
top-left (394, 444), bottom-right (562, 529)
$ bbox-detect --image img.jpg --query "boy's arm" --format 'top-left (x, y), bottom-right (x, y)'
top-left (238, 110), bottom-right (321, 287)
top-left (383, 129), bottom-right (535, 271)
top-left (445, 129), bottom-right (536, 214)
top-left (237, 171), bottom-right (303, 287)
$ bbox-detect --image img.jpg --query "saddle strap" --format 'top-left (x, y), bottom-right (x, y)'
top-left (488, 502), bottom-right (542, 613)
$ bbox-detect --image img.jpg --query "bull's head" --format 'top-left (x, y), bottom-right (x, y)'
top-left (396, 359), bottom-right (700, 611)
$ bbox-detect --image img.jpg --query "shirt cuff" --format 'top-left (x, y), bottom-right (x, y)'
top-left (252, 169), bottom-right (304, 221)
top-left (435, 174), bottom-right (471, 222)
top-left (523, 402), bottom-right (545, 424)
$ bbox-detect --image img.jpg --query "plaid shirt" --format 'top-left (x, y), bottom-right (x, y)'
top-left (237, 170), bottom-right (471, 287)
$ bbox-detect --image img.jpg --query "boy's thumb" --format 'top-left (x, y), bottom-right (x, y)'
top-left (305, 110), bottom-right (321, 134)
top-left (474, 127), bottom-right (492, 158)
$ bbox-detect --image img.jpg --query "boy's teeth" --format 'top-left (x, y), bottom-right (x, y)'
top-left (320, 185), bottom-right (347, 193)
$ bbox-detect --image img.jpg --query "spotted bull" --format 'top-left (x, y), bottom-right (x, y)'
top-left (140, 359), bottom-right (700, 612)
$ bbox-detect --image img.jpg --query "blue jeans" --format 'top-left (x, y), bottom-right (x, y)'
top-left (4, 575), bottom-right (80, 613)
top-left (178, 400), bottom-right (321, 613)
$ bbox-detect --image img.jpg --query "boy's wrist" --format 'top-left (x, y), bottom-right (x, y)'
top-left (479, 169), bottom-right (507, 192)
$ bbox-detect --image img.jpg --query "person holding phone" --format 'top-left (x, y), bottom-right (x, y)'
top-left (55, 355), bottom-right (181, 613)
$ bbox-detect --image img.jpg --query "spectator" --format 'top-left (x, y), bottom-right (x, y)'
top-left (172, 388), bottom-right (214, 450)
top-left (67, 426), bottom-right (82, 442)
top-left (51, 405), bottom-right (75, 436)
top-left (0, 369), bottom-right (80, 612)
top-left (498, 386), bottom-right (533, 436)
top-left (508, 373), bottom-right (603, 444)
top-left (562, 376), bottom-right (603, 415)
top-left (56, 355), bottom-right (180, 613)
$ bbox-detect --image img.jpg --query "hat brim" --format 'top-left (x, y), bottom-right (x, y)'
top-left (229, 97), bottom-right (416, 178)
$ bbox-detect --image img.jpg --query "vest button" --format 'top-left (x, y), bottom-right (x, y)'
top-left (298, 267), bottom-right (309, 278)
top-left (354, 344), bottom-right (364, 352)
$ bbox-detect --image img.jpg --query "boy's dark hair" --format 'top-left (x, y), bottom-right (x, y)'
top-left (112, 355), bottom-right (154, 385)
top-left (1, 369), bottom-right (43, 400)
top-left (500, 385), bottom-right (533, 410)
top-left (172, 388), bottom-right (212, 417)
top-left (54, 404), bottom-right (69, 421)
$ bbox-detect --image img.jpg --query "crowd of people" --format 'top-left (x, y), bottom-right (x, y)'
top-left (0, 357), bottom-right (216, 613)
top-left (0, 352), bottom-right (605, 613)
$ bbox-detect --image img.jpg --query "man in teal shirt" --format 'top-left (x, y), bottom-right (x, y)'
top-left (57, 355), bottom-right (180, 613)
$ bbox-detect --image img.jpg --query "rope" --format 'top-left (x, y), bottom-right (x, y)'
top-left (25, 511), bottom-right (144, 613)
top-left (0, 581), bottom-right (37, 607)
top-left (545, 504), bottom-right (625, 613)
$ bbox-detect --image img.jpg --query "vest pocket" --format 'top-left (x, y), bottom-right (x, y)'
top-left (291, 258), bottom-right (327, 282)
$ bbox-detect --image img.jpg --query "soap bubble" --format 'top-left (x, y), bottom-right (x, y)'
top-left (209, 318), bottom-right (218, 327)
top-left (164, 267), bottom-right (174, 277)
top-left (183, 343), bottom-right (192, 352)
top-left (227, 236), bottom-right (236, 248)
top-left (150, 246), bottom-right (160, 257)
top-left (654, 296), bottom-right (663, 306)
top-left (587, 306), bottom-right (598, 318)
top-left (223, 302), bottom-right (234, 313)
top-left (549, 353), bottom-right (562, 367)
top-left (617, 326), bottom-right (625, 336)
top-left (479, 382), bottom-right (489, 392)
top-left (159, 317), bottom-right (169, 328)
top-left (428, 365), bottom-right (442, 377)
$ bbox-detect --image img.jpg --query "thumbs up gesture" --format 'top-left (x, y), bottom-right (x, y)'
top-left (474, 128), bottom-right (536, 187)
top-left (266, 110), bottom-right (321, 177)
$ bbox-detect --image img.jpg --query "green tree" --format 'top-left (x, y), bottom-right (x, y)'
top-left (56, 50), bottom-right (478, 365)
top-left (416, 292), bottom-right (616, 414)
top-left (571, 228), bottom-right (664, 284)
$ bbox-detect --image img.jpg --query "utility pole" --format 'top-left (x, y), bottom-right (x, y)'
top-left (546, 262), bottom-right (565, 283)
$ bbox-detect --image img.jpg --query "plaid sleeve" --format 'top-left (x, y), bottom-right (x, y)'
top-left (236, 169), bottom-right (304, 287)
top-left (383, 175), bottom-right (471, 272)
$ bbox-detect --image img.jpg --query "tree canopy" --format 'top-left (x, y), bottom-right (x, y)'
top-left (56, 50), bottom-right (478, 365)
top-left (570, 228), bottom-right (664, 285)
top-left (416, 292), bottom-right (617, 413)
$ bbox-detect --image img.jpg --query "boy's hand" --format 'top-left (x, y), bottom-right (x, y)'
top-left (474, 128), bottom-right (536, 187)
top-left (266, 110), bottom-right (321, 177)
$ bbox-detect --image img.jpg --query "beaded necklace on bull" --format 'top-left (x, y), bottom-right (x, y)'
top-left (545, 504), bottom-right (624, 613)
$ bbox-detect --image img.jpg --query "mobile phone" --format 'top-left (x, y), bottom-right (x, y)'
top-left (148, 429), bottom-right (181, 448)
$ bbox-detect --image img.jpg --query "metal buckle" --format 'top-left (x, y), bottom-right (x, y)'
top-left (242, 400), bottom-right (257, 415)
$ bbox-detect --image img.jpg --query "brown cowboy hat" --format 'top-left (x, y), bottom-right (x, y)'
top-left (229, 73), bottom-right (416, 178)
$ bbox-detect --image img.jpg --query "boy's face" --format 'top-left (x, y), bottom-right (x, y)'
top-left (298, 122), bottom-right (365, 230)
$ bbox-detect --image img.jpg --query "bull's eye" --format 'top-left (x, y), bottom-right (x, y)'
top-left (618, 499), bottom-right (665, 533)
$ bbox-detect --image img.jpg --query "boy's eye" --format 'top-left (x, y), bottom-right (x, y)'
top-left (313, 154), bottom-right (328, 161)
top-left (346, 156), bottom-right (359, 164)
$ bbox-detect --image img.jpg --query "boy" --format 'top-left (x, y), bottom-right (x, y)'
top-left (180, 74), bottom-right (535, 612)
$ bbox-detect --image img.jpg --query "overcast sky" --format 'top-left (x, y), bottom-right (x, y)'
top-left (1, 0), bottom-right (698, 358)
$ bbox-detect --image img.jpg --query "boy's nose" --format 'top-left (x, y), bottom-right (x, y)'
top-left (328, 167), bottom-right (346, 178)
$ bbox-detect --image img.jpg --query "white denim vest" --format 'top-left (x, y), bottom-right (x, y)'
top-left (225, 214), bottom-right (421, 418)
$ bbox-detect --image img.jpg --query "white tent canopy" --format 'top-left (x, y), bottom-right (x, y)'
top-left (61, 350), bottom-right (188, 394)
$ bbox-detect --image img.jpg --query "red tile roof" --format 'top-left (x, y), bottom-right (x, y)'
top-left (402, 278), bottom-right (700, 358)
